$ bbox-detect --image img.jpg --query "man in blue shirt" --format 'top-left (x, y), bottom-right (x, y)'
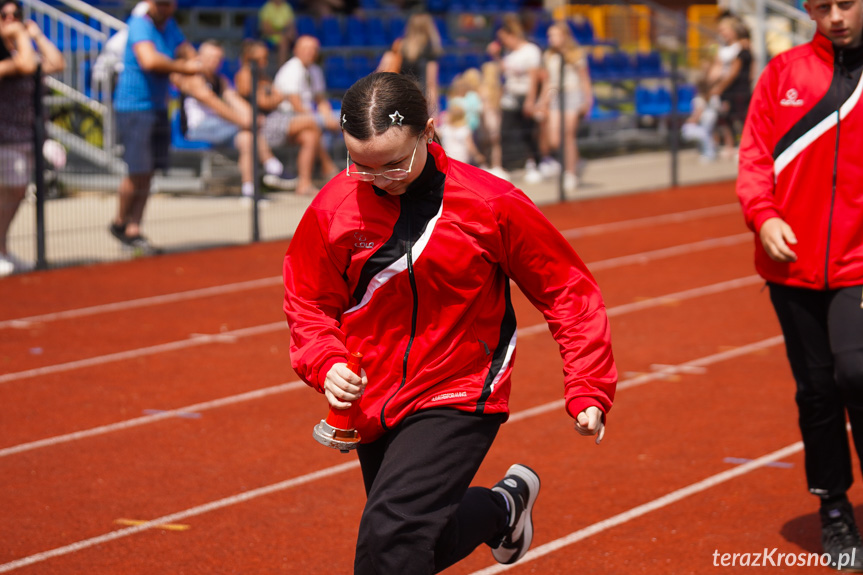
top-left (111, 0), bottom-right (200, 254)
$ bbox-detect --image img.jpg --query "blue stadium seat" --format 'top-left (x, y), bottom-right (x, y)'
top-left (438, 53), bottom-right (462, 85)
top-left (388, 16), bottom-right (406, 44)
top-left (325, 54), bottom-right (351, 90)
top-left (296, 15), bottom-right (317, 38)
top-left (569, 18), bottom-right (595, 45)
top-left (611, 51), bottom-right (637, 80)
top-left (589, 102), bottom-right (620, 121)
top-left (463, 51), bottom-right (484, 71)
top-left (587, 53), bottom-right (608, 81)
top-left (427, 0), bottom-right (447, 12)
top-left (243, 14), bottom-right (259, 40)
top-left (635, 85), bottom-right (672, 116)
top-left (350, 55), bottom-right (374, 81)
top-left (321, 16), bottom-right (344, 47)
top-left (434, 16), bottom-right (450, 46)
top-left (635, 51), bottom-right (666, 78)
top-left (366, 16), bottom-right (388, 47)
top-left (346, 16), bottom-right (367, 46)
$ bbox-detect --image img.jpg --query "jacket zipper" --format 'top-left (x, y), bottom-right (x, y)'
top-left (826, 49), bottom-right (844, 290)
top-left (380, 212), bottom-right (419, 431)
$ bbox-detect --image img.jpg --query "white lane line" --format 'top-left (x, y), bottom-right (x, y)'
top-left (507, 335), bottom-right (784, 423)
top-left (562, 203), bottom-right (741, 239)
top-left (516, 275), bottom-right (762, 338)
top-left (0, 206), bottom-right (742, 329)
top-left (587, 233), bottom-right (751, 271)
top-left (0, 460), bottom-right (361, 574)
top-left (467, 440), bottom-right (804, 575)
top-left (0, 322), bottom-right (286, 384)
top-left (0, 274), bottom-right (761, 385)
top-left (0, 333), bottom-right (784, 460)
top-left (0, 273), bottom-right (766, 458)
top-left (0, 277), bottom-right (282, 329)
top-left (0, 335), bottom-right (786, 572)
top-left (0, 381), bottom-right (306, 458)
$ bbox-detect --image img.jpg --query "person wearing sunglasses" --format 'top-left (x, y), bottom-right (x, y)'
top-left (283, 72), bottom-right (617, 574)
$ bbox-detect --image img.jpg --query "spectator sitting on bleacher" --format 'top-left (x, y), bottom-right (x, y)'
top-left (271, 35), bottom-right (339, 195)
top-left (377, 13), bottom-right (442, 113)
top-left (172, 40), bottom-right (297, 199)
top-left (258, 0), bottom-right (295, 66)
top-left (531, 21), bottom-right (593, 192)
top-left (234, 38), bottom-right (285, 112)
top-left (681, 73), bottom-right (718, 163)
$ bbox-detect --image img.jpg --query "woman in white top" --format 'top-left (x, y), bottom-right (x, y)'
top-left (530, 21), bottom-right (593, 192)
top-left (487, 14), bottom-right (543, 183)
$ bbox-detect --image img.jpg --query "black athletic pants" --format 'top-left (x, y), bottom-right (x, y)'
top-left (768, 283), bottom-right (863, 498)
top-left (353, 408), bottom-right (509, 575)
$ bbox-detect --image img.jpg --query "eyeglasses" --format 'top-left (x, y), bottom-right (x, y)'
top-left (346, 134), bottom-right (423, 182)
top-left (1, 9), bottom-right (20, 20)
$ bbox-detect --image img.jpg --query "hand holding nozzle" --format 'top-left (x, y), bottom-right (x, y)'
top-left (313, 352), bottom-right (365, 453)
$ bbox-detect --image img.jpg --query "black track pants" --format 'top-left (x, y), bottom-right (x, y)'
top-left (769, 283), bottom-right (863, 498)
top-left (353, 408), bottom-right (509, 575)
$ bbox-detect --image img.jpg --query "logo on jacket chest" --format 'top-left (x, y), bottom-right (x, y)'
top-left (354, 231), bottom-right (375, 249)
top-left (780, 89), bottom-right (804, 107)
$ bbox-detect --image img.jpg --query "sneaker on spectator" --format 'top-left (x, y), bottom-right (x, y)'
top-left (490, 464), bottom-right (541, 565)
top-left (486, 166), bottom-right (511, 181)
top-left (523, 160), bottom-right (543, 184)
top-left (262, 170), bottom-right (298, 191)
top-left (821, 501), bottom-right (863, 572)
top-left (6, 252), bottom-right (33, 273)
top-left (539, 157), bottom-right (561, 178)
top-left (0, 255), bottom-right (14, 277)
top-left (0, 252), bottom-right (33, 277)
top-left (109, 222), bottom-right (127, 243)
top-left (563, 171), bottom-right (578, 192)
top-left (126, 235), bottom-right (162, 256)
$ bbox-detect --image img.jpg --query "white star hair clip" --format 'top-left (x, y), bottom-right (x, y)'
top-left (389, 110), bottom-right (404, 126)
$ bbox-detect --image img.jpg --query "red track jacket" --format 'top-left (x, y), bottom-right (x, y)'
top-left (737, 32), bottom-right (863, 289)
top-left (283, 143), bottom-right (617, 443)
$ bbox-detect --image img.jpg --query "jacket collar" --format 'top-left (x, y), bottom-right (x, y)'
top-left (813, 31), bottom-right (863, 69)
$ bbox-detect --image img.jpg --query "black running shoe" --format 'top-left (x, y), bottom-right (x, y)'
top-left (821, 501), bottom-right (863, 572)
top-left (490, 464), bottom-right (541, 565)
top-left (109, 222), bottom-right (127, 242)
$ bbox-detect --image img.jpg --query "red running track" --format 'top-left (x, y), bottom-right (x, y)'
top-left (1, 181), bottom-right (859, 574)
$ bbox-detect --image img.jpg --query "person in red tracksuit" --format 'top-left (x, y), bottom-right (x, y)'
top-left (737, 0), bottom-right (863, 569)
top-left (283, 72), bottom-right (617, 574)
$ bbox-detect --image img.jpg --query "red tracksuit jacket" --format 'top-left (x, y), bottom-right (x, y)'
top-left (283, 143), bottom-right (617, 443)
top-left (737, 32), bottom-right (863, 289)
